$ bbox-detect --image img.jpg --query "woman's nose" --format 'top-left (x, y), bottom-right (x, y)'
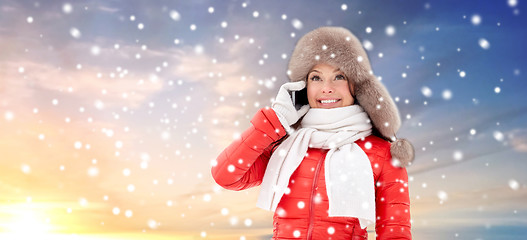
top-left (322, 82), bottom-right (334, 93)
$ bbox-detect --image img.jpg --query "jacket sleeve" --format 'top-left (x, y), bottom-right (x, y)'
top-left (375, 145), bottom-right (412, 239)
top-left (211, 107), bottom-right (287, 191)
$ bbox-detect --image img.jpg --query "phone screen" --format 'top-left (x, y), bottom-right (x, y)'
top-left (292, 88), bottom-right (308, 110)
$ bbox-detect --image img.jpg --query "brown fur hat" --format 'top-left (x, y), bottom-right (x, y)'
top-left (287, 26), bottom-right (415, 167)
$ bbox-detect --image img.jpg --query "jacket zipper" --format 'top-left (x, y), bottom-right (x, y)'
top-left (306, 150), bottom-right (326, 240)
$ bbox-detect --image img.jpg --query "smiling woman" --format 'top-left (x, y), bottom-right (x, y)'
top-left (212, 26), bottom-right (415, 239)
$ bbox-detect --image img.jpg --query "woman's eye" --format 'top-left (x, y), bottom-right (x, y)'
top-left (335, 75), bottom-right (346, 80)
top-left (310, 75), bottom-right (321, 81)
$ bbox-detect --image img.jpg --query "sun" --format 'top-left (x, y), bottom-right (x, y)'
top-left (0, 204), bottom-right (53, 239)
top-left (9, 211), bottom-right (50, 232)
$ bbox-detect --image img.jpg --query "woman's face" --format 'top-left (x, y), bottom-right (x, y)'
top-left (306, 63), bottom-right (354, 109)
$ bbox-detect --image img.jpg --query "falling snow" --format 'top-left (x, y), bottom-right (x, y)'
top-left (291, 19), bottom-right (303, 30)
top-left (385, 25), bottom-right (396, 36)
top-left (471, 14), bottom-right (482, 25)
top-left (478, 38), bottom-right (490, 49)
top-left (1, 1), bottom-right (524, 239)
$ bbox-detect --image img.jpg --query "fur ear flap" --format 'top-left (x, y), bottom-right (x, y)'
top-left (355, 76), bottom-right (401, 140)
top-left (390, 138), bottom-right (415, 167)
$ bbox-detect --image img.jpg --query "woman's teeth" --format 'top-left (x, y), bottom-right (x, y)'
top-left (320, 99), bottom-right (338, 104)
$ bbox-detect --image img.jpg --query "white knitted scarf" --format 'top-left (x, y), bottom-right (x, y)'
top-left (256, 105), bottom-right (375, 229)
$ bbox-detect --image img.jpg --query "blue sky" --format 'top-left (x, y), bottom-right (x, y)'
top-left (0, 0), bottom-right (526, 239)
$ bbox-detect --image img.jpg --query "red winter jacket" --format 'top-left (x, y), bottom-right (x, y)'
top-left (212, 108), bottom-right (412, 239)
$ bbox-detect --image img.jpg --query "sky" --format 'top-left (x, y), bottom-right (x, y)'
top-left (0, 0), bottom-right (526, 239)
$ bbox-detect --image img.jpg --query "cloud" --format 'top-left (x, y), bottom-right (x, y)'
top-left (0, 5), bottom-right (16, 12)
top-left (166, 39), bottom-right (269, 151)
top-left (98, 5), bottom-right (120, 13)
top-left (508, 128), bottom-right (527, 152)
top-left (1, 60), bottom-right (163, 109)
top-left (208, 105), bottom-right (247, 148)
top-left (0, 37), bottom-right (190, 110)
top-left (169, 45), bottom-right (258, 96)
top-left (224, 36), bottom-right (259, 59)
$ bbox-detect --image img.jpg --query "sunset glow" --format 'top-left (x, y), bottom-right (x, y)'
top-left (1, 0), bottom-right (526, 239)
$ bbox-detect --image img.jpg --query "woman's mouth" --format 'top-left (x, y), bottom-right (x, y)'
top-left (317, 99), bottom-right (341, 107)
top-left (319, 99), bottom-right (339, 104)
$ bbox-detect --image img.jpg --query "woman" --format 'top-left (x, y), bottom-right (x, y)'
top-left (212, 27), bottom-right (414, 239)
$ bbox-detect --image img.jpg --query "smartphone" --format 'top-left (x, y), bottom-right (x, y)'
top-left (292, 88), bottom-right (308, 110)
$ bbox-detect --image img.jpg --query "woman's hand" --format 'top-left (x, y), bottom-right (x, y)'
top-left (272, 81), bottom-right (310, 133)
